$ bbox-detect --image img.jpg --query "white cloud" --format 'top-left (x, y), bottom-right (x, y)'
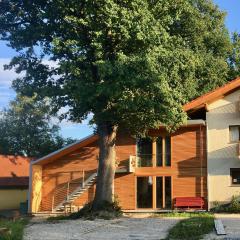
top-left (0, 58), bottom-right (20, 87)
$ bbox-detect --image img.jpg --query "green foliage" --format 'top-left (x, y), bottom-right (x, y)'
top-left (212, 195), bottom-right (240, 213)
top-left (0, 0), bottom-right (235, 135)
top-left (0, 218), bottom-right (28, 240)
top-left (0, 94), bottom-right (74, 158)
top-left (228, 195), bottom-right (240, 213)
top-left (166, 214), bottom-right (214, 240)
top-left (153, 211), bottom-right (211, 218)
top-left (229, 32), bottom-right (240, 79)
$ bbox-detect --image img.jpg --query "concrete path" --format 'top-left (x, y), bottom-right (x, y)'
top-left (24, 217), bottom-right (179, 240)
top-left (204, 214), bottom-right (240, 240)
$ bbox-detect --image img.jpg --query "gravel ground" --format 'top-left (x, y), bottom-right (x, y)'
top-left (204, 214), bottom-right (240, 240)
top-left (23, 217), bottom-right (179, 240)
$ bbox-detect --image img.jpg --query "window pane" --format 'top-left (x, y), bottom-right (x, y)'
top-left (156, 137), bottom-right (163, 166)
top-left (156, 177), bottom-right (163, 208)
top-left (229, 126), bottom-right (240, 142)
top-left (137, 177), bottom-right (153, 208)
top-left (165, 136), bottom-right (171, 166)
top-left (165, 177), bottom-right (172, 209)
top-left (137, 138), bottom-right (152, 167)
top-left (231, 169), bottom-right (240, 184)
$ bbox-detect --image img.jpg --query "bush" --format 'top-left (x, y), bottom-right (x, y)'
top-left (227, 195), bottom-right (240, 213)
top-left (212, 195), bottom-right (240, 213)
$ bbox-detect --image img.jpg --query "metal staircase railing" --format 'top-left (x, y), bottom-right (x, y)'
top-left (52, 172), bottom-right (97, 212)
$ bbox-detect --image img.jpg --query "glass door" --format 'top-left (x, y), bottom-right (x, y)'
top-left (137, 177), bottom-right (153, 208)
top-left (137, 176), bottom-right (172, 209)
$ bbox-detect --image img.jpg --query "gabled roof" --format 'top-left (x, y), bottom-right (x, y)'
top-left (32, 134), bottom-right (98, 165)
top-left (184, 77), bottom-right (240, 112)
top-left (0, 155), bottom-right (30, 188)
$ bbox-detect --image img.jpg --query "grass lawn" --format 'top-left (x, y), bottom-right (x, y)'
top-left (166, 213), bottom-right (214, 240)
top-left (0, 218), bottom-right (28, 240)
top-left (153, 212), bottom-right (212, 218)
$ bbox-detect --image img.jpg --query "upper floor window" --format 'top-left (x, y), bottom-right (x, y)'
top-left (230, 168), bottom-right (240, 185)
top-left (229, 126), bottom-right (240, 142)
top-left (137, 138), bottom-right (152, 167)
top-left (137, 136), bottom-right (171, 167)
top-left (156, 136), bottom-right (171, 166)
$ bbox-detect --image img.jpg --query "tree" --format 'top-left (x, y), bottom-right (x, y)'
top-left (229, 32), bottom-right (240, 79)
top-left (0, 94), bottom-right (74, 158)
top-left (0, 0), bottom-right (234, 209)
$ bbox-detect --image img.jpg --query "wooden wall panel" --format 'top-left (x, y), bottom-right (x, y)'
top-left (39, 126), bottom-right (207, 211)
top-left (114, 173), bottom-right (135, 210)
top-left (40, 133), bottom-right (136, 211)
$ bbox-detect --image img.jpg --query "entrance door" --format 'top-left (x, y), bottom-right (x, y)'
top-left (137, 176), bottom-right (172, 209)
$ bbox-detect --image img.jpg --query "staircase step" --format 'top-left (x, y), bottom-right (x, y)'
top-left (53, 173), bottom-right (97, 212)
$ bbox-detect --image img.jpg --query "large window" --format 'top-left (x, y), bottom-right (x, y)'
top-left (137, 136), bottom-right (171, 167)
top-left (165, 137), bottom-right (171, 167)
top-left (156, 136), bottom-right (171, 167)
top-left (229, 126), bottom-right (240, 142)
top-left (165, 177), bottom-right (172, 208)
top-left (137, 176), bottom-right (172, 209)
top-left (137, 138), bottom-right (153, 167)
top-left (156, 177), bottom-right (163, 208)
top-left (156, 137), bottom-right (163, 166)
top-left (137, 177), bottom-right (153, 208)
top-left (231, 168), bottom-right (240, 185)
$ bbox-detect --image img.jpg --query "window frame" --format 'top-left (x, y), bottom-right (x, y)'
top-left (229, 125), bottom-right (240, 143)
top-left (230, 168), bottom-right (240, 186)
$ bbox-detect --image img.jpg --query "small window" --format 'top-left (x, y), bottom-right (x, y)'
top-left (229, 126), bottom-right (240, 142)
top-left (230, 168), bottom-right (240, 185)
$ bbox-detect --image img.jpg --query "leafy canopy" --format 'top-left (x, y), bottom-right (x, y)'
top-left (0, 95), bottom-right (74, 157)
top-left (0, 0), bottom-right (235, 134)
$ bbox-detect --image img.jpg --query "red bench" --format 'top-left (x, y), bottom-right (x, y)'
top-left (174, 197), bottom-right (204, 209)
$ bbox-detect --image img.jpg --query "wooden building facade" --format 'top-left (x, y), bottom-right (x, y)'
top-left (29, 122), bottom-right (207, 213)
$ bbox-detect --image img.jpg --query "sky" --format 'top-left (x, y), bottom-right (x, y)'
top-left (0, 0), bottom-right (240, 140)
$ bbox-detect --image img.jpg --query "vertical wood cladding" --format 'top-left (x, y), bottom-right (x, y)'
top-left (39, 126), bottom-right (207, 211)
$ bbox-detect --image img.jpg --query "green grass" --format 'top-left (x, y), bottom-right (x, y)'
top-left (166, 213), bottom-right (214, 240)
top-left (153, 212), bottom-right (211, 218)
top-left (0, 218), bottom-right (28, 240)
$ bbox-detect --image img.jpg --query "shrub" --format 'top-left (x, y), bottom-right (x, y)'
top-left (211, 195), bottom-right (240, 213)
top-left (227, 195), bottom-right (240, 213)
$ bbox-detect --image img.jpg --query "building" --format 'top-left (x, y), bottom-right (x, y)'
top-left (0, 155), bottom-right (30, 211)
top-left (185, 77), bottom-right (240, 208)
top-left (29, 77), bottom-right (240, 213)
top-left (29, 122), bottom-right (207, 213)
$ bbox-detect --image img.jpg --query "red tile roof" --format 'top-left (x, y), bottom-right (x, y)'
top-left (0, 155), bottom-right (30, 188)
top-left (184, 77), bottom-right (240, 111)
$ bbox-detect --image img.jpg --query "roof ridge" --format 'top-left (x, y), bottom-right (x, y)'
top-left (184, 77), bottom-right (240, 111)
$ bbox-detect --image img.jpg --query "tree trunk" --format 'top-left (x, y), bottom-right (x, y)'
top-left (93, 123), bottom-right (118, 210)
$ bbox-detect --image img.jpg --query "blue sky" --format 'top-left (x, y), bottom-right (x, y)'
top-left (0, 0), bottom-right (240, 139)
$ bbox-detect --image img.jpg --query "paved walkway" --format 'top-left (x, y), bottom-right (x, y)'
top-left (24, 217), bottom-right (179, 240)
top-left (204, 214), bottom-right (240, 240)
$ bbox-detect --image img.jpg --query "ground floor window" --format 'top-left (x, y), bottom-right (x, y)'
top-left (137, 176), bottom-right (172, 209)
top-left (137, 177), bottom-right (153, 208)
top-left (230, 168), bottom-right (240, 185)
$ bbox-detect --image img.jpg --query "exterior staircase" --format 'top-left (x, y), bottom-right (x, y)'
top-left (53, 172), bottom-right (97, 212)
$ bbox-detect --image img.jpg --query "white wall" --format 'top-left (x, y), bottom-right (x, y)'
top-left (207, 89), bottom-right (240, 208)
